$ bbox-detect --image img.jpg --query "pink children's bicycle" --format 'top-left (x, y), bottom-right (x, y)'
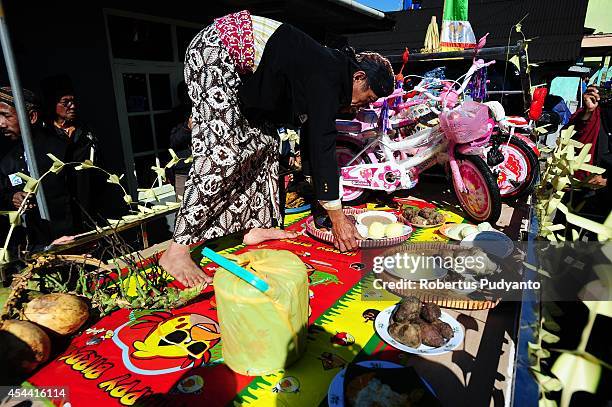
top-left (336, 61), bottom-right (502, 223)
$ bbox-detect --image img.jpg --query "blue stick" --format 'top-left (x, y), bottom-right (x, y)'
top-left (201, 247), bottom-right (269, 292)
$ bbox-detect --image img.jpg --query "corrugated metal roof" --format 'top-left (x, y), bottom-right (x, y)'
top-left (347, 0), bottom-right (589, 62)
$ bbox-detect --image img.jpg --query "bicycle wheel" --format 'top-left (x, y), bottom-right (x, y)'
top-left (450, 153), bottom-right (502, 223)
top-left (336, 141), bottom-right (371, 207)
top-left (494, 134), bottom-right (538, 201)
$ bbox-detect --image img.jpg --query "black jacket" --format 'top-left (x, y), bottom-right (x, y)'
top-left (238, 23), bottom-right (356, 201)
top-left (0, 122), bottom-right (102, 250)
top-left (50, 122), bottom-right (102, 221)
top-left (0, 125), bottom-right (73, 248)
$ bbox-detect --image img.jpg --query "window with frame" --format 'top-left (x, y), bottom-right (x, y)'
top-left (105, 10), bottom-right (201, 191)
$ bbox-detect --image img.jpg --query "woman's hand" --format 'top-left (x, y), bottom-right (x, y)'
top-left (51, 235), bottom-right (76, 246)
top-left (588, 174), bottom-right (607, 187)
top-left (12, 191), bottom-right (34, 210)
top-left (328, 209), bottom-right (364, 252)
top-left (584, 86), bottom-right (600, 113)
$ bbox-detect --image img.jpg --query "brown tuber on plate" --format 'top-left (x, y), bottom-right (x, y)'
top-left (0, 320), bottom-right (51, 376)
top-left (389, 322), bottom-right (422, 348)
top-left (431, 320), bottom-right (454, 340)
top-left (402, 206), bottom-right (444, 226)
top-left (411, 215), bottom-right (427, 225)
top-left (24, 293), bottom-right (89, 336)
top-left (417, 321), bottom-right (446, 347)
top-left (387, 300), bottom-right (456, 349)
top-left (419, 207), bottom-right (436, 218)
top-left (402, 206), bottom-right (419, 219)
top-left (420, 302), bottom-right (441, 323)
top-left (392, 296), bottom-right (421, 323)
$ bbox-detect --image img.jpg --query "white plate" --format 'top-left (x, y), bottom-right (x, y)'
top-left (477, 222), bottom-right (494, 232)
top-left (460, 231), bottom-right (514, 258)
top-left (327, 360), bottom-right (435, 407)
top-left (375, 305), bottom-right (464, 355)
top-left (439, 223), bottom-right (471, 241)
top-left (459, 225), bottom-right (479, 238)
top-left (356, 223), bottom-right (412, 240)
top-left (356, 211), bottom-right (397, 227)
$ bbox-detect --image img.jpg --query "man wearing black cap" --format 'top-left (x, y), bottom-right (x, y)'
top-left (0, 87), bottom-right (74, 250)
top-left (41, 75), bottom-right (101, 224)
top-left (159, 10), bottom-right (395, 287)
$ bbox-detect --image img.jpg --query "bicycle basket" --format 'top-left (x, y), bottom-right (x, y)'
top-left (440, 101), bottom-right (490, 144)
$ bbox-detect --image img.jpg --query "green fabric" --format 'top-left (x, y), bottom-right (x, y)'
top-left (443, 0), bottom-right (469, 21)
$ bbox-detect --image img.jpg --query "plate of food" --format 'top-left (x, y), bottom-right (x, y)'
top-left (328, 360), bottom-right (440, 407)
top-left (375, 298), bottom-right (464, 355)
top-left (306, 208), bottom-right (413, 248)
top-left (441, 222), bottom-right (496, 240)
top-left (460, 230), bottom-right (514, 259)
top-left (400, 206), bottom-right (446, 228)
top-left (439, 223), bottom-right (476, 241)
top-left (354, 211), bottom-right (411, 240)
top-left (355, 210), bottom-right (397, 226)
top-left (356, 222), bottom-right (413, 240)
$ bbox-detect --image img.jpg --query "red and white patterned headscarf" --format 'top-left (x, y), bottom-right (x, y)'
top-left (214, 10), bottom-right (256, 75)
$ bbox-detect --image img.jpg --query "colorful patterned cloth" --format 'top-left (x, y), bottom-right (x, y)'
top-left (214, 11), bottom-right (281, 74)
top-left (251, 15), bottom-right (282, 70)
top-left (27, 202), bottom-right (470, 406)
top-left (174, 23), bottom-right (280, 245)
top-left (214, 10), bottom-right (256, 75)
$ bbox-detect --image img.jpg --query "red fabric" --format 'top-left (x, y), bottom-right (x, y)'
top-left (570, 107), bottom-right (601, 165)
top-left (27, 216), bottom-right (366, 406)
top-left (529, 87), bottom-right (547, 121)
top-left (569, 107), bottom-right (601, 180)
top-left (214, 10), bottom-right (255, 75)
top-left (397, 48), bottom-right (409, 78)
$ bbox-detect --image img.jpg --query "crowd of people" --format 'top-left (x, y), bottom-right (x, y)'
top-left (0, 76), bottom-right (104, 253)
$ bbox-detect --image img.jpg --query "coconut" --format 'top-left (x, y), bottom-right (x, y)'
top-left (0, 320), bottom-right (51, 375)
top-left (24, 293), bottom-right (89, 336)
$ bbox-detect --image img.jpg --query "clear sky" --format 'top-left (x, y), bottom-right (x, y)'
top-left (356, 0), bottom-right (404, 12)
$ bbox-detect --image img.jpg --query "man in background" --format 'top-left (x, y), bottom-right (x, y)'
top-left (570, 85), bottom-right (611, 188)
top-left (0, 87), bottom-right (73, 250)
top-left (563, 85), bottom-right (611, 228)
top-left (41, 75), bottom-right (103, 227)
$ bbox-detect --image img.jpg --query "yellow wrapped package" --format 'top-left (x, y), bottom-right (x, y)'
top-left (214, 249), bottom-right (309, 376)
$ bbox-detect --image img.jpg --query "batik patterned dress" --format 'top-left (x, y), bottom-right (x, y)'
top-left (173, 11), bottom-right (282, 245)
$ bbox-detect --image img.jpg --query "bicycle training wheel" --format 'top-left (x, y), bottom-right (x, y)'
top-left (494, 134), bottom-right (538, 201)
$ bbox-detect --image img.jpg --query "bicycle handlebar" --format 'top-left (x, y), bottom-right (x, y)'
top-left (405, 59), bottom-right (496, 111)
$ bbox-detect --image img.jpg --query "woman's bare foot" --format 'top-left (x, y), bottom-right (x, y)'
top-left (243, 228), bottom-right (299, 245)
top-left (160, 242), bottom-right (213, 288)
